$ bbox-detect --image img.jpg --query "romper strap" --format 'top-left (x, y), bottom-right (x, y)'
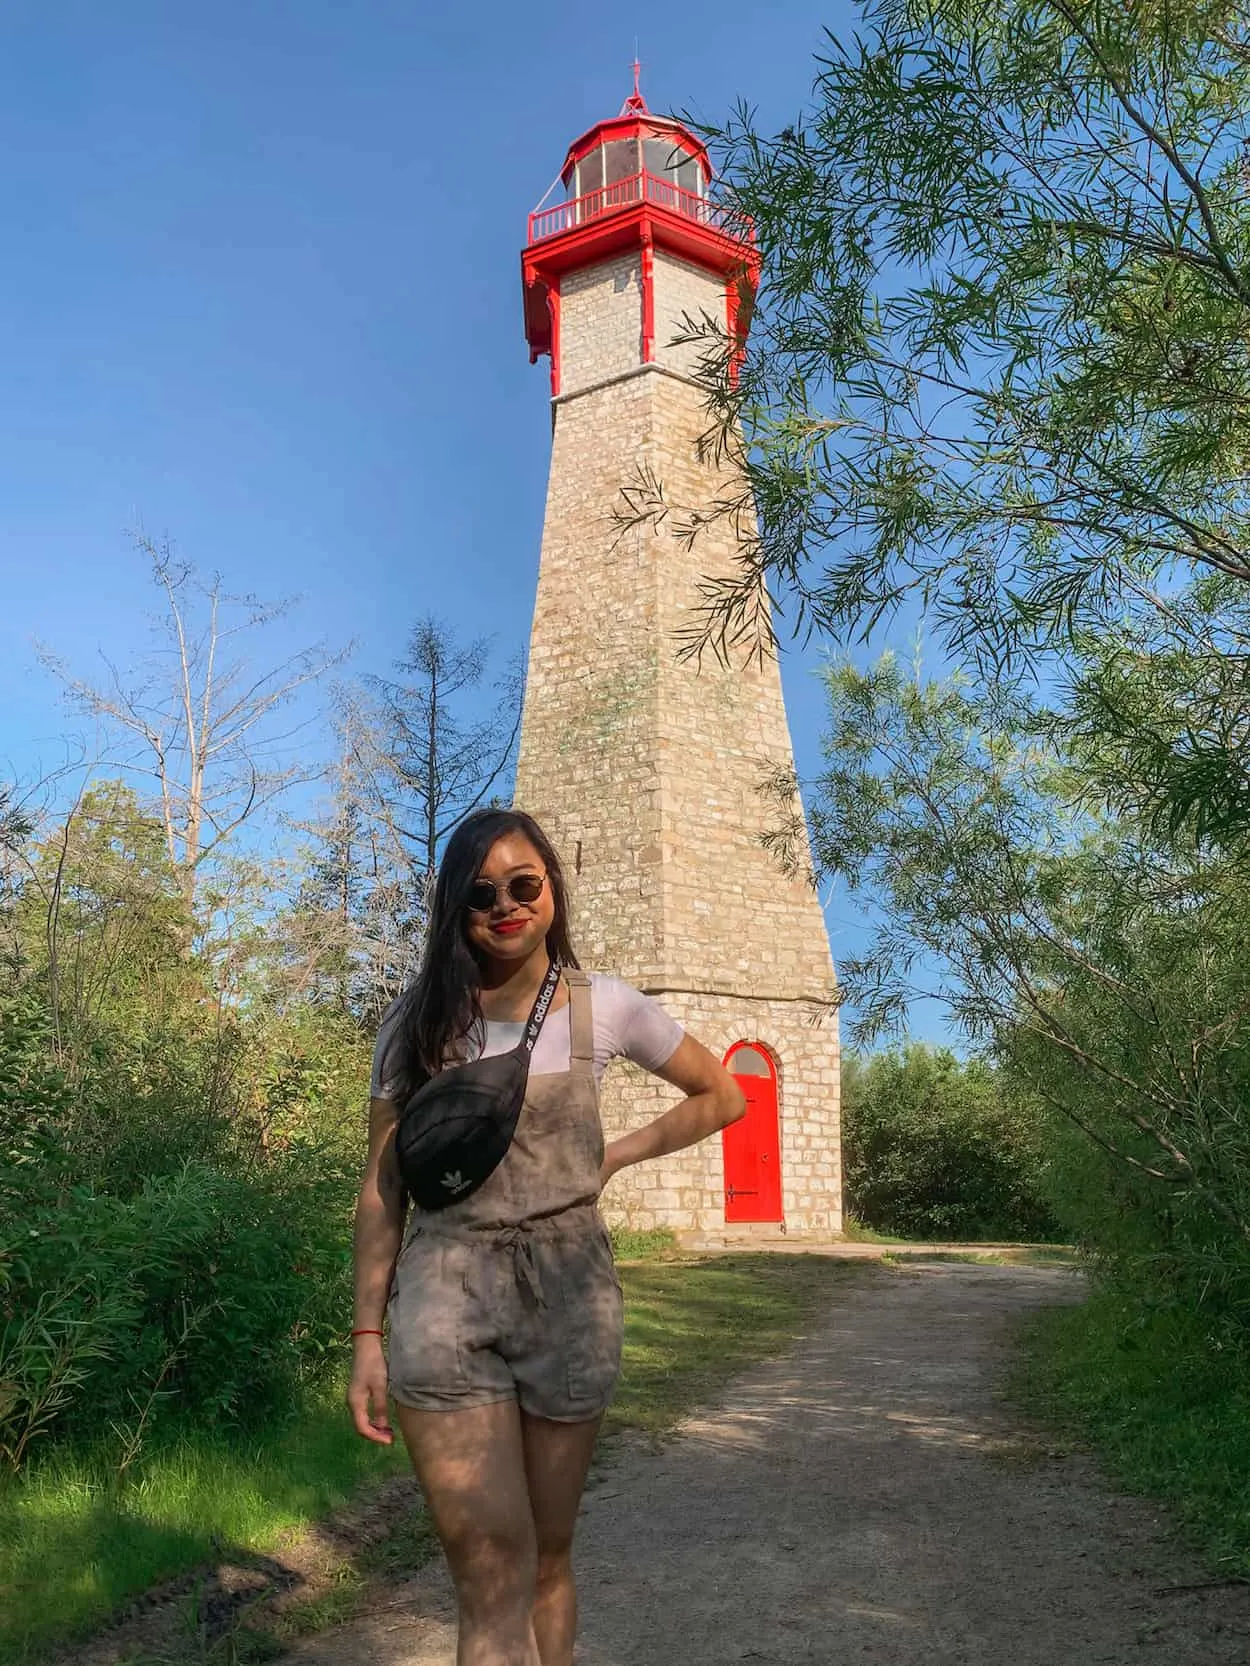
top-left (561, 970), bottom-right (595, 1072)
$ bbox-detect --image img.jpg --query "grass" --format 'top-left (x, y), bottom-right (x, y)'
top-left (609, 1224), bottom-right (681, 1261)
top-left (610, 1251), bottom-right (847, 1438)
top-left (841, 1215), bottom-right (912, 1245)
top-left (0, 1376), bottom-right (414, 1666)
top-left (0, 1247), bottom-right (849, 1665)
top-left (843, 1216), bottom-right (1073, 1257)
top-left (880, 1246), bottom-right (1078, 1268)
top-left (1014, 1289), bottom-right (1250, 1578)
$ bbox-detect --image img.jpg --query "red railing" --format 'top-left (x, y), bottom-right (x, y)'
top-left (528, 170), bottom-right (746, 245)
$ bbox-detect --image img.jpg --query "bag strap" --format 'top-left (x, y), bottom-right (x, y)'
top-left (517, 959), bottom-right (562, 1058)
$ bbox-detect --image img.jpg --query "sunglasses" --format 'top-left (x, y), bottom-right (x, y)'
top-left (464, 872), bottom-right (548, 913)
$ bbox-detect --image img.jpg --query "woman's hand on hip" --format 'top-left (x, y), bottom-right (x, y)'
top-left (598, 1038), bottom-right (746, 1180)
top-left (347, 1336), bottom-right (394, 1445)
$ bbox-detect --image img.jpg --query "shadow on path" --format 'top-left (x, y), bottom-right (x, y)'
top-left (288, 1263), bottom-right (1250, 1665)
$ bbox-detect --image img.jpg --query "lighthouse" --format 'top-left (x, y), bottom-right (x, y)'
top-left (515, 77), bottom-right (842, 1243)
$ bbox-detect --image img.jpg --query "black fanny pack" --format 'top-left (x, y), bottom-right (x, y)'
top-left (394, 959), bottom-right (562, 1212)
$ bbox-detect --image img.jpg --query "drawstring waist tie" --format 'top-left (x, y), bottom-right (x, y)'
top-left (404, 1203), bottom-right (604, 1312)
top-left (499, 1224), bottom-right (545, 1308)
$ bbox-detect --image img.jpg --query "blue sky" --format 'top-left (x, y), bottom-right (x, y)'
top-left (0, 1), bottom-right (949, 1043)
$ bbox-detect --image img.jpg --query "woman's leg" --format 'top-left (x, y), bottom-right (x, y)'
top-left (395, 1400), bottom-right (541, 1666)
top-left (520, 1412), bottom-right (603, 1666)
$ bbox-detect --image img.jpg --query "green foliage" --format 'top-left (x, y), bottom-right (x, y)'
top-left (1, 1051), bottom-right (359, 1469)
top-left (677, 1), bottom-right (1250, 678)
top-left (637, 0), bottom-right (1250, 1367)
top-left (0, 992), bottom-right (73, 1210)
top-left (0, 790), bottom-right (371, 1478)
top-left (9, 1157), bottom-right (353, 1437)
top-left (841, 1044), bottom-right (1057, 1241)
top-left (1001, 868), bottom-right (1250, 1329)
top-left (632, 0), bottom-right (1250, 1392)
top-left (16, 782), bottom-right (203, 1054)
top-left (799, 651), bottom-right (1250, 1316)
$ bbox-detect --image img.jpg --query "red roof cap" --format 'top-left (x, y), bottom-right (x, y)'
top-left (621, 59), bottom-right (648, 116)
top-left (559, 68), bottom-right (711, 187)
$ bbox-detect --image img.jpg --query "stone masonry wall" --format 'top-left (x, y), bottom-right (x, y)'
top-left (515, 368), bottom-right (666, 979)
top-left (649, 369), bottom-right (835, 1001)
top-left (559, 253), bottom-right (643, 398)
top-left (651, 250), bottom-right (726, 382)
top-left (516, 244), bottom-right (841, 1241)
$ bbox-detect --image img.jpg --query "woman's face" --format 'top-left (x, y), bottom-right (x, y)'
top-left (463, 832), bottom-right (557, 968)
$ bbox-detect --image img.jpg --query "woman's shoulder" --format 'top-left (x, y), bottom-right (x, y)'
top-left (567, 972), bottom-right (645, 1031)
top-left (580, 973), bottom-right (684, 1065)
top-left (375, 993), bottom-right (405, 1030)
top-left (582, 970), bottom-right (678, 1000)
top-left (370, 995), bottom-right (408, 1100)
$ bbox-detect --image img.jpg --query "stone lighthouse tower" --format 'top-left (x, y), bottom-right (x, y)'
top-left (515, 78), bottom-right (841, 1243)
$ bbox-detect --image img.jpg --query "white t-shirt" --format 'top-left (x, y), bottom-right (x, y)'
top-left (370, 973), bottom-right (685, 1101)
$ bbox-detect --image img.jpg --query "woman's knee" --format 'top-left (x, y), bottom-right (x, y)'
top-left (448, 1527), bottom-right (538, 1613)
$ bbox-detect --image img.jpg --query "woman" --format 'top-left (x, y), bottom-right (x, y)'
top-left (348, 807), bottom-right (745, 1666)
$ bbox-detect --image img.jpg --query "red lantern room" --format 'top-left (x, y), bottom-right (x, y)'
top-left (522, 70), bottom-right (758, 396)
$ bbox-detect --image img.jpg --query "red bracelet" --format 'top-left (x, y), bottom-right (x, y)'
top-left (350, 1328), bottom-right (384, 1338)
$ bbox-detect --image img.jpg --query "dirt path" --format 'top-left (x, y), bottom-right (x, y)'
top-left (285, 1263), bottom-right (1250, 1664)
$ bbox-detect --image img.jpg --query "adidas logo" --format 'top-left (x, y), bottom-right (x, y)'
top-left (441, 1171), bottom-right (471, 1193)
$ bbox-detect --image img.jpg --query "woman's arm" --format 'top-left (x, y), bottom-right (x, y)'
top-left (600, 1035), bottom-right (745, 1187)
top-left (346, 1095), bottom-right (405, 1445)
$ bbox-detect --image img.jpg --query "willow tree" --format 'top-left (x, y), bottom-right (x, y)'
top-left (624, 0), bottom-right (1250, 1303)
top-left (636, 0), bottom-right (1250, 840)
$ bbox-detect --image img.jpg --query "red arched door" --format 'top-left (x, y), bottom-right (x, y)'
top-left (722, 1042), bottom-right (783, 1223)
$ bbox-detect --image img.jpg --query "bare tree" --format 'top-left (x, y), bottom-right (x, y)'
top-left (278, 721), bottom-right (425, 1024)
top-left (345, 616), bottom-right (523, 892)
top-left (275, 617), bottom-right (523, 1015)
top-left (38, 534), bottom-right (348, 920)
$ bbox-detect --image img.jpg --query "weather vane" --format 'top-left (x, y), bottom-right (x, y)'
top-left (622, 50), bottom-right (647, 115)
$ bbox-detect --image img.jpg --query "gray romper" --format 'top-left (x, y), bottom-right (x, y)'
top-left (386, 972), bottom-right (625, 1421)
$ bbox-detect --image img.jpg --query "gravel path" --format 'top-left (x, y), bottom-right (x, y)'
top-left (287, 1262), bottom-right (1250, 1664)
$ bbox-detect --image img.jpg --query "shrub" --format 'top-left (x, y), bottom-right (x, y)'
top-left (0, 997), bottom-right (361, 1473)
top-left (1, 1153), bottom-right (357, 1469)
top-left (842, 1044), bottom-right (1058, 1242)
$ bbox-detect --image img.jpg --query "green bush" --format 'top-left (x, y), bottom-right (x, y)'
top-left (0, 996), bottom-right (361, 1475)
top-left (0, 778), bottom-right (376, 1488)
top-left (1002, 910), bottom-right (1250, 1336)
top-left (2, 1153), bottom-right (357, 1467)
top-left (842, 1044), bottom-right (1059, 1242)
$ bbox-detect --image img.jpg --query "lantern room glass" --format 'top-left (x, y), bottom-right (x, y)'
top-left (575, 147), bottom-right (604, 199)
top-left (643, 139), bottom-right (704, 197)
top-left (568, 133), bottom-right (706, 205)
top-left (603, 138), bottom-right (637, 187)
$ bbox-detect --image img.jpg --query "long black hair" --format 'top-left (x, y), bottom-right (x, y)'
top-left (382, 808), bottom-right (579, 1101)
